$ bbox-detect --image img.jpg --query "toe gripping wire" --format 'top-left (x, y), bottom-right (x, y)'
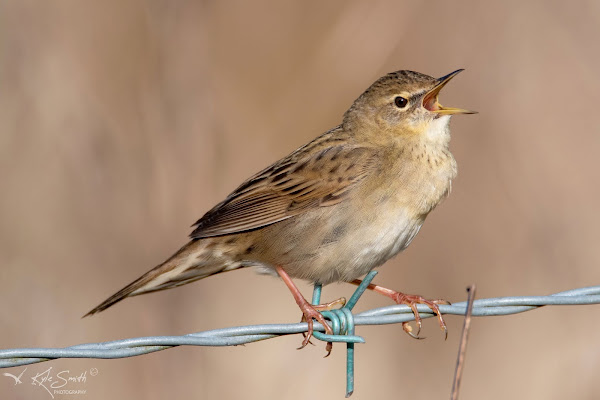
top-left (310, 270), bottom-right (378, 398)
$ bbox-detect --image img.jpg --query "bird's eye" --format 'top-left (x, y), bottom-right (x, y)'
top-left (394, 96), bottom-right (408, 109)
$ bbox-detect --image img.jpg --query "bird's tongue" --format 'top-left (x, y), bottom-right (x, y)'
top-left (423, 92), bottom-right (440, 112)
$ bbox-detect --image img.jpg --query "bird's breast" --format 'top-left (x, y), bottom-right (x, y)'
top-left (242, 145), bottom-right (456, 284)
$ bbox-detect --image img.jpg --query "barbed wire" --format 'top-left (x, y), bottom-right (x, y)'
top-left (3, 285), bottom-right (600, 360)
top-left (2, 274), bottom-right (600, 396)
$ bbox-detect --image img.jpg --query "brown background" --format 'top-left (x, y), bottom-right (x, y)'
top-left (2, 1), bottom-right (600, 399)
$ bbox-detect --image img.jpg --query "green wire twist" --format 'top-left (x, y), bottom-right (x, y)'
top-left (310, 270), bottom-right (378, 397)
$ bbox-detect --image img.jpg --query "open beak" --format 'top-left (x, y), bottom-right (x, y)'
top-left (423, 69), bottom-right (477, 116)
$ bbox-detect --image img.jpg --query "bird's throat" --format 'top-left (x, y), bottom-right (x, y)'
top-left (423, 115), bottom-right (451, 146)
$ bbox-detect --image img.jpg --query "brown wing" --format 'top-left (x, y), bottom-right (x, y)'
top-left (190, 132), bottom-right (379, 239)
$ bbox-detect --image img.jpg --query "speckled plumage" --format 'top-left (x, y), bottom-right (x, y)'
top-left (85, 69), bottom-right (474, 318)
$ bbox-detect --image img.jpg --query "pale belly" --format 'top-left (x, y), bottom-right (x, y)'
top-left (245, 203), bottom-right (425, 285)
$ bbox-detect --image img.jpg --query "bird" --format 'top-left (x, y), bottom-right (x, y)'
top-left (84, 69), bottom-right (475, 352)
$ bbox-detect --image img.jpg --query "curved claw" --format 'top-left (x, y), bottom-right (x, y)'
top-left (324, 342), bottom-right (332, 358)
top-left (424, 300), bottom-right (448, 340)
top-left (299, 315), bottom-right (316, 346)
top-left (402, 321), bottom-right (426, 340)
top-left (407, 301), bottom-right (423, 337)
top-left (297, 302), bottom-right (333, 355)
top-left (393, 293), bottom-right (449, 340)
top-left (298, 319), bottom-right (313, 350)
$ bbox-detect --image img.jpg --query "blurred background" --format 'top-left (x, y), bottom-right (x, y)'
top-left (1, 1), bottom-right (600, 399)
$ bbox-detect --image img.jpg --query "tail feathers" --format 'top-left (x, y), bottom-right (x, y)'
top-left (83, 240), bottom-right (237, 317)
top-left (83, 273), bottom-right (152, 317)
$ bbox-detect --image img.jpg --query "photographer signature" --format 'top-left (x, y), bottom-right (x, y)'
top-left (3, 366), bottom-right (98, 398)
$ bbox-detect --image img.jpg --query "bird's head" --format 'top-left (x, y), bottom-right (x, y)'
top-left (344, 69), bottom-right (476, 144)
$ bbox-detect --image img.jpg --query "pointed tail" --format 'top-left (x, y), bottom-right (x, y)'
top-left (83, 240), bottom-right (237, 317)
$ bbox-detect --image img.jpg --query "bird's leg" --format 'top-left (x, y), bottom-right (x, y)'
top-left (275, 266), bottom-right (334, 354)
top-left (350, 279), bottom-right (449, 339)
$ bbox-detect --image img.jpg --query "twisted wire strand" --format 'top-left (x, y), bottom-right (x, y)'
top-left (1, 285), bottom-right (599, 369)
